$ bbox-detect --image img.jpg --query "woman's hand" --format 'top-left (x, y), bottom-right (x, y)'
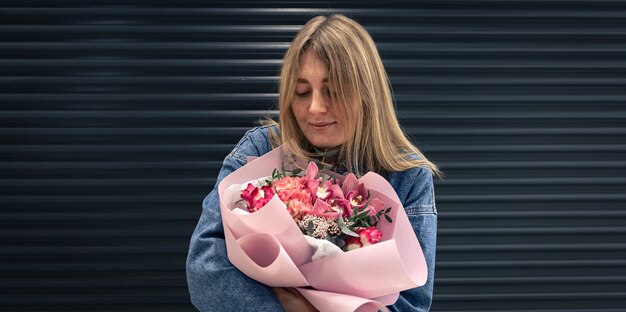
top-left (272, 287), bottom-right (319, 312)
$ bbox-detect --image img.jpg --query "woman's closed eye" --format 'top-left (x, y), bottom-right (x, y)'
top-left (296, 90), bottom-right (310, 97)
top-left (295, 88), bottom-right (333, 98)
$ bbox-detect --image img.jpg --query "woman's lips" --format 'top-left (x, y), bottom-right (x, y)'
top-left (309, 122), bottom-right (335, 131)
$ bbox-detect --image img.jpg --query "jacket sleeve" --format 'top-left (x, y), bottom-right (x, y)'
top-left (186, 139), bottom-right (282, 311)
top-left (389, 167), bottom-right (438, 312)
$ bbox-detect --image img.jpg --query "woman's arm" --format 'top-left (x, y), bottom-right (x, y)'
top-left (186, 153), bottom-right (284, 312)
top-left (186, 128), bottom-right (284, 311)
top-left (389, 167), bottom-right (438, 312)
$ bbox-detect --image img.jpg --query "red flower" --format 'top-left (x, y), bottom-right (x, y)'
top-left (241, 183), bottom-right (274, 212)
top-left (345, 227), bottom-right (383, 251)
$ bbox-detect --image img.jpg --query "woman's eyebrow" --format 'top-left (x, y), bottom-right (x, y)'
top-left (296, 78), bottom-right (329, 83)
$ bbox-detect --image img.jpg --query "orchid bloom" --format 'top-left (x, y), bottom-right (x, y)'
top-left (341, 173), bottom-right (359, 195)
top-left (310, 197), bottom-right (351, 219)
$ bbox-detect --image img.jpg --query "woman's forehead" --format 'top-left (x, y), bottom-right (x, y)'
top-left (296, 50), bottom-right (329, 83)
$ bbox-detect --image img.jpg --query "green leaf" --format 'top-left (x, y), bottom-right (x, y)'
top-left (355, 210), bottom-right (370, 219)
top-left (341, 226), bottom-right (359, 237)
top-left (385, 215), bottom-right (393, 223)
top-left (371, 217), bottom-right (379, 227)
top-left (307, 221), bottom-right (314, 234)
top-left (337, 215), bottom-right (359, 237)
top-left (385, 207), bottom-right (391, 213)
top-left (291, 168), bottom-right (303, 175)
top-left (337, 214), bottom-right (345, 227)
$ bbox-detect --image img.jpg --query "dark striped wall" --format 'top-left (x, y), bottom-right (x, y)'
top-left (1, 1), bottom-right (625, 311)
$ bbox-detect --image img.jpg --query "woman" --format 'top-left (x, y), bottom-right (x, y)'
top-left (187, 14), bottom-right (438, 312)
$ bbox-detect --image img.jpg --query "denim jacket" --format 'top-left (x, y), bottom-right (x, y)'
top-left (186, 126), bottom-right (437, 312)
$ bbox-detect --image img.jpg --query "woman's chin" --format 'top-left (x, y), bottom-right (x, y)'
top-left (306, 136), bottom-right (343, 149)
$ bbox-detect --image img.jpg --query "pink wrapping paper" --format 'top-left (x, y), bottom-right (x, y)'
top-left (218, 145), bottom-right (428, 312)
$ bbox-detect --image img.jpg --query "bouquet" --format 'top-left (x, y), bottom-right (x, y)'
top-left (218, 145), bottom-right (428, 312)
top-left (238, 160), bottom-right (393, 258)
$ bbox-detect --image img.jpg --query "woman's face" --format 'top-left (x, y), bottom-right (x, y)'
top-left (291, 49), bottom-right (348, 149)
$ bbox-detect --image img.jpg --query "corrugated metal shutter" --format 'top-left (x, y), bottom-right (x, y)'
top-left (1, 1), bottom-right (625, 311)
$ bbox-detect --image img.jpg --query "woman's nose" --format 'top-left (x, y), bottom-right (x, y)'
top-left (309, 91), bottom-right (329, 114)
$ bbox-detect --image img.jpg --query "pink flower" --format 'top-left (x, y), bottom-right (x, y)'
top-left (342, 176), bottom-right (385, 217)
top-left (345, 227), bottom-right (383, 251)
top-left (330, 184), bottom-right (344, 199)
top-left (274, 176), bottom-right (302, 199)
top-left (309, 197), bottom-right (351, 219)
top-left (346, 190), bottom-right (366, 208)
top-left (347, 192), bottom-right (386, 217)
top-left (341, 173), bottom-right (359, 195)
top-left (310, 200), bottom-right (333, 218)
top-left (304, 161), bottom-right (318, 184)
top-left (329, 198), bottom-right (352, 218)
top-left (367, 197), bottom-right (387, 216)
top-left (273, 176), bottom-right (312, 220)
top-left (303, 162), bottom-right (334, 202)
top-left (315, 180), bottom-right (334, 201)
top-left (286, 198), bottom-right (312, 219)
top-left (241, 183), bottom-right (274, 212)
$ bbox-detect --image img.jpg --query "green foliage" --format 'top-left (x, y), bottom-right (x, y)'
top-left (337, 214), bottom-right (359, 237)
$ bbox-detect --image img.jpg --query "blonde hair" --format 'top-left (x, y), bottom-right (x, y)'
top-left (267, 14), bottom-right (439, 176)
